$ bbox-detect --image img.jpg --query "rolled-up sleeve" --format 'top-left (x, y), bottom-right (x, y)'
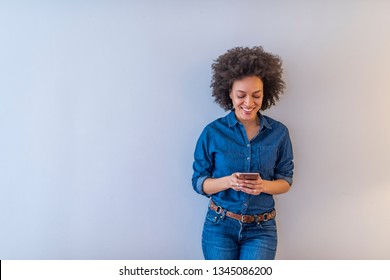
top-left (192, 128), bottom-right (212, 196)
top-left (274, 127), bottom-right (294, 186)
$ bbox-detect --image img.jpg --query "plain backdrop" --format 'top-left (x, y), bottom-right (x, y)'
top-left (1, 0), bottom-right (389, 259)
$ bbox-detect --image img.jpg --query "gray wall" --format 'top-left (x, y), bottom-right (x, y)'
top-left (1, 0), bottom-right (389, 259)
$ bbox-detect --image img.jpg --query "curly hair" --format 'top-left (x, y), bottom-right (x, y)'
top-left (211, 46), bottom-right (285, 111)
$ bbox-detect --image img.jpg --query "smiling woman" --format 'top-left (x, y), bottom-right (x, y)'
top-left (192, 46), bottom-right (294, 260)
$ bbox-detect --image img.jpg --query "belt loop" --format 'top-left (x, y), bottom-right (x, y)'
top-left (211, 199), bottom-right (226, 221)
top-left (254, 215), bottom-right (259, 224)
top-left (220, 208), bottom-right (226, 220)
top-left (208, 199), bottom-right (213, 209)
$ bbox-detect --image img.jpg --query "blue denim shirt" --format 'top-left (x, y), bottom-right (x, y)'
top-left (192, 110), bottom-right (294, 214)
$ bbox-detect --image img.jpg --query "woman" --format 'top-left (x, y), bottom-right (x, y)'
top-left (192, 46), bottom-right (294, 260)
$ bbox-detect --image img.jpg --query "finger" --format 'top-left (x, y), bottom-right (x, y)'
top-left (240, 185), bottom-right (252, 193)
top-left (244, 180), bottom-right (257, 185)
top-left (241, 186), bottom-right (258, 195)
top-left (230, 182), bottom-right (242, 192)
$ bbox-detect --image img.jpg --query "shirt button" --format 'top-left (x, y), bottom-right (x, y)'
top-left (247, 144), bottom-right (250, 147)
top-left (247, 157), bottom-right (250, 160)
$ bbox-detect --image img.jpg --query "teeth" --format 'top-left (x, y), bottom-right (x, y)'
top-left (242, 107), bottom-right (254, 112)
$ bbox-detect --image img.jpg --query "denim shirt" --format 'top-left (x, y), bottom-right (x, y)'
top-left (192, 110), bottom-right (294, 215)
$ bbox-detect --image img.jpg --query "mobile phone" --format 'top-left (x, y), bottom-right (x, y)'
top-left (238, 173), bottom-right (260, 180)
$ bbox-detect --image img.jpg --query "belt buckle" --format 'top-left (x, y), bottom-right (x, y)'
top-left (215, 206), bottom-right (222, 214)
top-left (262, 213), bottom-right (269, 222)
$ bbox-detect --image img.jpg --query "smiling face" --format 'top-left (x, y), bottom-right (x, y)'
top-left (229, 76), bottom-right (264, 124)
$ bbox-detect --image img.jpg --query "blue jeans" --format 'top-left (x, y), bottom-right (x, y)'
top-left (202, 208), bottom-right (277, 260)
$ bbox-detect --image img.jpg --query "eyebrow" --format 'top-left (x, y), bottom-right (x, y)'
top-left (236, 89), bottom-right (263, 94)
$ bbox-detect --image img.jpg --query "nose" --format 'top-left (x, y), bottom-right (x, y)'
top-left (244, 96), bottom-right (254, 106)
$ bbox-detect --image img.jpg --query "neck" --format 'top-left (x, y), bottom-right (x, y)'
top-left (237, 115), bottom-right (260, 128)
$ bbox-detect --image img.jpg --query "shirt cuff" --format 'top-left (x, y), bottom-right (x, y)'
top-left (195, 175), bottom-right (211, 196)
top-left (274, 175), bottom-right (293, 186)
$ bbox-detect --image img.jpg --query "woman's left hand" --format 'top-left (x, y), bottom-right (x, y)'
top-left (236, 177), bottom-right (265, 195)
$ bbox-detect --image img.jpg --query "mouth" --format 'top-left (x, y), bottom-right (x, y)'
top-left (241, 107), bottom-right (256, 114)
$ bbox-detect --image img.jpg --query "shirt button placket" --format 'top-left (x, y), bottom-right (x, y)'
top-left (246, 143), bottom-right (251, 171)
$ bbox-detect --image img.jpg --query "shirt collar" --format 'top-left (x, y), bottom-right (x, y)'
top-left (226, 110), bottom-right (238, 127)
top-left (226, 110), bottom-right (272, 131)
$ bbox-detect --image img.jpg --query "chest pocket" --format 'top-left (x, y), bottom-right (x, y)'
top-left (259, 146), bottom-right (278, 171)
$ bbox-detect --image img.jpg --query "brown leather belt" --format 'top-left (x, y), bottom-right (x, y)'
top-left (209, 200), bottom-right (276, 223)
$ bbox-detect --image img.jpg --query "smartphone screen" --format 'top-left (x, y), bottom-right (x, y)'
top-left (238, 173), bottom-right (259, 180)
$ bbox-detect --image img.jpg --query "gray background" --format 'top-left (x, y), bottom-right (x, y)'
top-left (1, 0), bottom-right (389, 259)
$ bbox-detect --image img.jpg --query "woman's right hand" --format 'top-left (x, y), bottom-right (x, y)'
top-left (229, 173), bottom-right (242, 192)
top-left (203, 173), bottom-right (240, 195)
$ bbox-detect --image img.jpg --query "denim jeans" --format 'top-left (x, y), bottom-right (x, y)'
top-left (202, 208), bottom-right (277, 260)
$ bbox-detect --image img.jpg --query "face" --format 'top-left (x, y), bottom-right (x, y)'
top-left (229, 76), bottom-right (263, 123)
